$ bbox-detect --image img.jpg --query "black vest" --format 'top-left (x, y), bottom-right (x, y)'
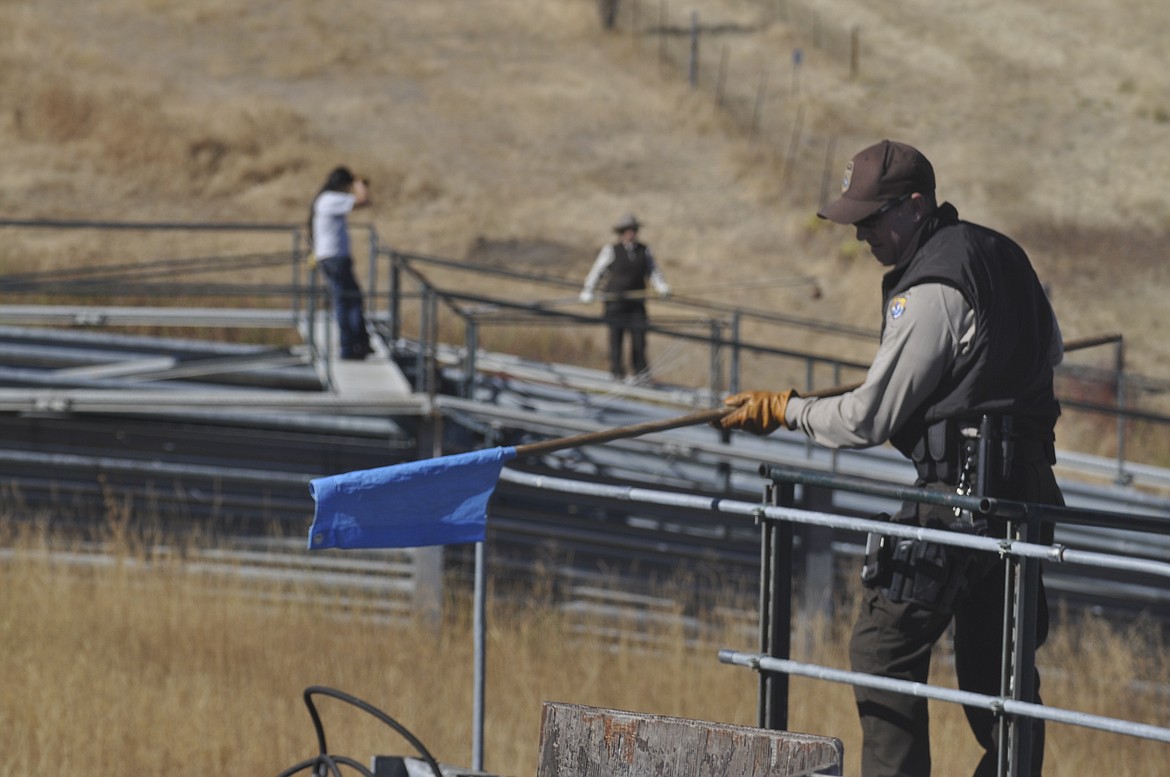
top-left (601, 242), bottom-right (650, 294)
top-left (882, 204), bottom-right (1060, 463)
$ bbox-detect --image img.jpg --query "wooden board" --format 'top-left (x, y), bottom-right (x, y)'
top-left (536, 702), bottom-right (842, 777)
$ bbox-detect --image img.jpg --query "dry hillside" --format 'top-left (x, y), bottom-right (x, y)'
top-left (2, 3), bottom-right (1170, 774)
top-left (1, 0), bottom-right (1167, 379)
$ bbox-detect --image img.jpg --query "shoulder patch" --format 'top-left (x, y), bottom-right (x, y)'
top-left (888, 295), bottom-right (908, 320)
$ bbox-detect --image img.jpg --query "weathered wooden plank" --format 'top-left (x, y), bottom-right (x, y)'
top-left (536, 702), bottom-right (842, 777)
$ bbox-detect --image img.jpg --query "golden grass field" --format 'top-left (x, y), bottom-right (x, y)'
top-left (2, 0), bottom-right (1170, 774)
top-left (2, 527), bottom-right (1168, 777)
top-left (1, 0), bottom-right (1168, 376)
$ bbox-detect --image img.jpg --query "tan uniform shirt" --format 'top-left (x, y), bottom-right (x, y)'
top-left (785, 283), bottom-right (1063, 449)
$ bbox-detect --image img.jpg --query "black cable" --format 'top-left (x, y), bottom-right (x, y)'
top-left (273, 685), bottom-right (444, 777)
top-left (274, 753), bottom-right (349, 777)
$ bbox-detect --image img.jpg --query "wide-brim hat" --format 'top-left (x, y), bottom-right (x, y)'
top-left (613, 213), bottom-right (641, 233)
top-left (817, 140), bottom-right (935, 224)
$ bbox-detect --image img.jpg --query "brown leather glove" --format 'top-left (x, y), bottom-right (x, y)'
top-left (716, 389), bottom-right (799, 435)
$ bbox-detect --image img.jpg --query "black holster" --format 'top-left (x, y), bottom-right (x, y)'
top-left (862, 414), bottom-right (1033, 610)
top-left (860, 511), bottom-right (986, 612)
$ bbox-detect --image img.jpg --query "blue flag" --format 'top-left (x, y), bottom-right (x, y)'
top-left (307, 446), bottom-right (518, 550)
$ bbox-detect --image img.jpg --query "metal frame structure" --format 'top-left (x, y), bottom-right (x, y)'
top-left (2, 218), bottom-right (1170, 773)
top-left (498, 466), bottom-right (1170, 775)
top-left (0, 217), bottom-right (1155, 483)
top-left (381, 248), bottom-right (1162, 488)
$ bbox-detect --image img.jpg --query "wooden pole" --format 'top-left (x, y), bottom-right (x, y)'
top-left (689, 11), bottom-right (699, 88)
top-left (515, 407), bottom-right (729, 456)
top-left (514, 384), bottom-right (852, 457)
top-left (715, 43), bottom-right (729, 106)
top-left (850, 25), bottom-right (860, 79)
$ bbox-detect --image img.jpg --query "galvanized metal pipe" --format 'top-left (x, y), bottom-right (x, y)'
top-left (718, 650), bottom-right (1170, 745)
top-left (497, 469), bottom-right (1170, 581)
top-left (762, 462), bottom-right (1170, 534)
top-left (503, 466), bottom-right (1170, 751)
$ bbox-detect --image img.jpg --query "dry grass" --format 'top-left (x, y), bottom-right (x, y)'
top-left (2, 526), bottom-right (1168, 777)
top-left (2, 2), bottom-right (1170, 771)
top-left (1, 0), bottom-right (1169, 379)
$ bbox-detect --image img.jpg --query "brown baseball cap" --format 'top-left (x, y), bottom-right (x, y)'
top-left (817, 140), bottom-right (935, 224)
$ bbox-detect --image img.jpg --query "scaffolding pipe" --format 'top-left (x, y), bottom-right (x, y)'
top-left (497, 470), bottom-right (1170, 582)
top-left (501, 466), bottom-right (1170, 749)
top-left (718, 651), bottom-right (1170, 745)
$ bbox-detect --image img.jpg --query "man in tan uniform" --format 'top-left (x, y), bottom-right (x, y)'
top-left (718, 140), bottom-right (1064, 777)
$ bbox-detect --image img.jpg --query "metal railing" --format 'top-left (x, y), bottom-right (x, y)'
top-left (0, 217), bottom-right (384, 391)
top-left (384, 247), bottom-right (888, 413)
top-left (379, 247), bottom-right (1170, 485)
top-left (0, 218), bottom-right (1166, 483)
top-left (498, 464), bottom-right (1170, 776)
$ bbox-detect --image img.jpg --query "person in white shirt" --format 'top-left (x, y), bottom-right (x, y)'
top-left (309, 166), bottom-right (372, 360)
top-left (579, 214), bottom-right (671, 381)
top-left (717, 140), bottom-right (1064, 777)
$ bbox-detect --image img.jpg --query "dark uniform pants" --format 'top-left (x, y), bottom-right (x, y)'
top-left (849, 451), bottom-right (1062, 777)
top-left (604, 300), bottom-right (648, 377)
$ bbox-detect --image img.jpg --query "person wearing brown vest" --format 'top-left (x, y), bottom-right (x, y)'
top-left (579, 214), bottom-right (671, 382)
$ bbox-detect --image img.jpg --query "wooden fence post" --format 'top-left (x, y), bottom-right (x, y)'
top-left (850, 26), bottom-right (860, 79)
top-left (537, 703), bottom-right (844, 777)
top-left (689, 11), bottom-right (700, 88)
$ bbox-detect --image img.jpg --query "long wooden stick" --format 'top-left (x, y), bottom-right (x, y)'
top-left (514, 407), bottom-right (729, 457)
top-left (512, 333), bottom-right (1119, 458)
top-left (514, 384), bottom-right (852, 457)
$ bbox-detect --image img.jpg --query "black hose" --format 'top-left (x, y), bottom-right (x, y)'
top-left (286, 685), bottom-right (444, 777)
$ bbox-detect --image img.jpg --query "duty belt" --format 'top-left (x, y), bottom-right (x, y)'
top-left (911, 416), bottom-right (1056, 486)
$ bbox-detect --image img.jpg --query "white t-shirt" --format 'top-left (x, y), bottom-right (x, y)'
top-left (312, 190), bottom-right (357, 259)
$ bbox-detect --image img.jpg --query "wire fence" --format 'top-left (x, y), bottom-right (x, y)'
top-left (604, 0), bottom-right (868, 194)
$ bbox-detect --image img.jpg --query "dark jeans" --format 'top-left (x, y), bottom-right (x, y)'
top-left (849, 454), bottom-right (1062, 777)
top-left (317, 255), bottom-right (370, 358)
top-left (604, 300), bottom-right (648, 377)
